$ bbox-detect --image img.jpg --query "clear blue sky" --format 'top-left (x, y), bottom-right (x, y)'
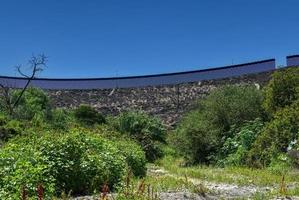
top-left (0, 0), bottom-right (299, 78)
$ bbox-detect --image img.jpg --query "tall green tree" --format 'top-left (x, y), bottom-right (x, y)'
top-left (170, 85), bottom-right (264, 164)
top-left (263, 67), bottom-right (299, 115)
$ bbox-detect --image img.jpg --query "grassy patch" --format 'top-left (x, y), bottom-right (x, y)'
top-left (288, 186), bottom-right (299, 196)
top-left (141, 175), bottom-right (208, 194)
top-left (156, 156), bottom-right (299, 187)
top-left (113, 170), bottom-right (208, 200)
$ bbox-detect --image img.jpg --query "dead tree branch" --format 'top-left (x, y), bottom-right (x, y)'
top-left (12, 54), bottom-right (47, 109)
top-left (0, 54), bottom-right (47, 115)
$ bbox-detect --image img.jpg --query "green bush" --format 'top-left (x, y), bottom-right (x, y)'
top-left (169, 110), bottom-right (218, 164)
top-left (50, 108), bottom-right (71, 130)
top-left (202, 85), bottom-right (264, 135)
top-left (74, 104), bottom-right (105, 126)
top-left (89, 125), bottom-right (147, 177)
top-left (0, 96), bottom-right (8, 114)
top-left (170, 85), bottom-right (264, 164)
top-left (0, 115), bottom-right (23, 145)
top-left (247, 100), bottom-right (299, 167)
top-left (0, 130), bottom-right (127, 198)
top-left (267, 154), bottom-right (292, 175)
top-left (217, 118), bottom-right (264, 166)
top-left (263, 67), bottom-right (299, 115)
top-left (114, 140), bottom-right (147, 177)
top-left (0, 114), bottom-right (6, 126)
top-left (113, 111), bottom-right (166, 162)
top-left (12, 87), bottom-right (52, 120)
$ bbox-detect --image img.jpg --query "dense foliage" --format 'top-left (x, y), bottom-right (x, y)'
top-left (112, 111), bottom-right (166, 162)
top-left (90, 125), bottom-right (147, 177)
top-left (114, 140), bottom-right (147, 177)
top-left (248, 100), bottom-right (299, 167)
top-left (0, 97), bottom-right (147, 199)
top-left (12, 87), bottom-right (52, 120)
top-left (74, 104), bottom-right (106, 126)
top-left (0, 115), bottom-right (23, 145)
top-left (0, 129), bottom-right (145, 199)
top-left (202, 85), bottom-right (264, 133)
top-left (0, 65), bottom-right (298, 198)
top-left (50, 108), bottom-right (71, 130)
top-left (168, 110), bottom-right (217, 164)
top-left (218, 118), bottom-right (264, 166)
top-left (170, 85), bottom-right (264, 164)
top-left (170, 67), bottom-right (299, 169)
top-left (263, 67), bottom-right (299, 115)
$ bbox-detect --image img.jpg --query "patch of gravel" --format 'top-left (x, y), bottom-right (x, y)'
top-left (71, 192), bottom-right (213, 200)
top-left (71, 166), bottom-right (299, 200)
top-left (148, 166), bottom-right (271, 199)
top-left (197, 179), bottom-right (271, 199)
top-left (149, 166), bottom-right (257, 198)
top-left (159, 191), bottom-right (214, 200)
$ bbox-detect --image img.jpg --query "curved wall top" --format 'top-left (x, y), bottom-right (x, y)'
top-left (287, 55), bottom-right (299, 67)
top-left (0, 59), bottom-right (276, 90)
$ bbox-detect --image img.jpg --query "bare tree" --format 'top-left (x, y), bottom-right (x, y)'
top-left (0, 54), bottom-right (47, 115)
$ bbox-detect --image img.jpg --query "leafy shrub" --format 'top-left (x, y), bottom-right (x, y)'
top-left (114, 140), bottom-right (147, 177)
top-left (263, 67), bottom-right (299, 115)
top-left (247, 100), bottom-right (299, 167)
top-left (74, 104), bottom-right (105, 126)
top-left (202, 85), bottom-right (264, 135)
top-left (0, 130), bottom-right (127, 198)
top-left (162, 145), bottom-right (178, 158)
top-left (50, 108), bottom-right (71, 130)
top-left (88, 125), bottom-right (147, 177)
top-left (12, 87), bottom-right (52, 120)
top-left (0, 114), bottom-right (6, 126)
top-left (169, 110), bottom-right (218, 164)
top-left (218, 118), bottom-right (264, 166)
top-left (0, 116), bottom-right (23, 145)
top-left (268, 154), bottom-right (292, 175)
top-left (113, 111), bottom-right (166, 162)
top-left (0, 96), bottom-right (8, 114)
top-left (170, 85), bottom-right (264, 164)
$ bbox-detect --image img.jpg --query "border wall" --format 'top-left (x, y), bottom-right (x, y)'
top-left (0, 59), bottom-right (275, 89)
top-left (287, 55), bottom-right (299, 67)
top-left (0, 55), bottom-right (298, 126)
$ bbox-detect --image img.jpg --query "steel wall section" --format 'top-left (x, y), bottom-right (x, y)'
top-left (287, 55), bottom-right (299, 67)
top-left (0, 59), bottom-right (276, 89)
